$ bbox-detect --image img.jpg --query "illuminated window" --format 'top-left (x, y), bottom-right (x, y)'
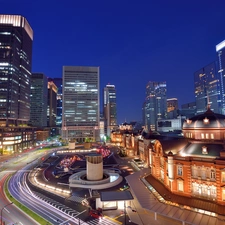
top-left (177, 179), bottom-right (184, 192)
top-left (211, 133), bottom-right (214, 139)
top-left (211, 186), bottom-right (216, 199)
top-left (206, 133), bottom-right (209, 139)
top-left (160, 169), bottom-right (164, 180)
top-left (222, 189), bottom-right (225, 201)
top-left (192, 165), bottom-right (197, 178)
top-left (211, 170), bottom-right (216, 180)
top-left (222, 171), bottom-right (225, 183)
top-left (192, 182), bottom-right (198, 194)
top-left (202, 146), bottom-right (208, 154)
top-left (201, 167), bottom-right (206, 179)
top-left (203, 117), bottom-right (209, 124)
top-left (177, 165), bottom-right (183, 176)
top-left (201, 133), bottom-right (204, 139)
top-left (186, 119), bottom-right (192, 124)
top-left (198, 185), bottom-right (202, 195)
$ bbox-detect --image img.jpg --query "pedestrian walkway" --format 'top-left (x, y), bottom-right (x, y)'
top-left (126, 168), bottom-right (225, 225)
top-left (145, 174), bottom-right (225, 216)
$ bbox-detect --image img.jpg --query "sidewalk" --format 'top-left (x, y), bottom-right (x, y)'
top-left (145, 174), bottom-right (225, 216)
top-left (126, 168), bottom-right (225, 225)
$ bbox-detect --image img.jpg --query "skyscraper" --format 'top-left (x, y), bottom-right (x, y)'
top-left (30, 73), bottom-right (48, 127)
top-left (0, 15), bottom-right (33, 126)
top-left (0, 15), bottom-right (35, 154)
top-left (167, 98), bottom-right (178, 113)
top-left (194, 62), bottom-right (221, 114)
top-left (216, 40), bottom-right (225, 114)
top-left (103, 84), bottom-right (117, 137)
top-left (145, 81), bottom-right (167, 131)
top-left (167, 98), bottom-right (178, 119)
top-left (47, 78), bottom-right (57, 127)
top-left (62, 66), bottom-right (100, 142)
top-left (51, 78), bottom-right (62, 127)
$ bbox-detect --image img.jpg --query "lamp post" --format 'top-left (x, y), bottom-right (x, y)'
top-left (124, 200), bottom-right (126, 225)
top-left (1, 202), bottom-right (13, 225)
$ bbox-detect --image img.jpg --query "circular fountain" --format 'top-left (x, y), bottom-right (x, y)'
top-left (69, 153), bottom-right (122, 190)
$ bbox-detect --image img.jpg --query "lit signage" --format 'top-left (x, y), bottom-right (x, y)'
top-left (216, 40), bottom-right (225, 52)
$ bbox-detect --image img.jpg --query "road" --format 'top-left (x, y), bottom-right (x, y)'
top-left (0, 144), bottom-right (138, 225)
top-left (4, 147), bottom-right (122, 225)
top-left (0, 150), bottom-right (45, 225)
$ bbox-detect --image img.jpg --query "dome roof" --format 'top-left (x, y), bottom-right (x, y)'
top-left (183, 108), bottom-right (225, 129)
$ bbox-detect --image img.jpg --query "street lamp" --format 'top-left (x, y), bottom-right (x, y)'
top-left (124, 200), bottom-right (126, 225)
top-left (1, 202), bottom-right (13, 225)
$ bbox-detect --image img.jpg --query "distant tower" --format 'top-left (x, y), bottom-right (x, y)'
top-left (51, 78), bottom-right (62, 127)
top-left (167, 98), bottom-right (178, 119)
top-left (145, 81), bottom-right (167, 131)
top-left (30, 73), bottom-right (48, 127)
top-left (167, 98), bottom-right (178, 112)
top-left (216, 40), bottom-right (225, 114)
top-left (194, 62), bottom-right (221, 114)
top-left (62, 66), bottom-right (100, 142)
top-left (0, 15), bottom-right (33, 126)
top-left (0, 15), bottom-right (35, 154)
top-left (47, 78), bottom-right (57, 127)
top-left (103, 84), bottom-right (117, 137)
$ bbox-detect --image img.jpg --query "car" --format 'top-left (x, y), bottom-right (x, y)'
top-left (89, 209), bottom-right (103, 219)
top-left (120, 185), bottom-right (129, 191)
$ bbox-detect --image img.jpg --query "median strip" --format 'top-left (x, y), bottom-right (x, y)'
top-left (4, 175), bottom-right (52, 225)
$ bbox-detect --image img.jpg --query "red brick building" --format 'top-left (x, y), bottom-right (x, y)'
top-left (148, 108), bottom-right (225, 205)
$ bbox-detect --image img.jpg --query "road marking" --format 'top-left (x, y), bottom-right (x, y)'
top-left (104, 215), bottom-right (122, 224)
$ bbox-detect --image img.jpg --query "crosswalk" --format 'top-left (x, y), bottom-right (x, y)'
top-left (33, 191), bottom-right (81, 217)
top-left (33, 191), bottom-right (120, 225)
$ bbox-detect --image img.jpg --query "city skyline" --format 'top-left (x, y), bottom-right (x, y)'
top-left (2, 1), bottom-right (225, 123)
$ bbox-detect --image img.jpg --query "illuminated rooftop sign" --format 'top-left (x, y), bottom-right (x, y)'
top-left (216, 40), bottom-right (225, 52)
top-left (0, 15), bottom-right (33, 40)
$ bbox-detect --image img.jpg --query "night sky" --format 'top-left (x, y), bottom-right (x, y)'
top-left (1, 0), bottom-right (225, 124)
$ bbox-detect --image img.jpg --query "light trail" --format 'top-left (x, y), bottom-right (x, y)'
top-left (9, 169), bottom-right (83, 225)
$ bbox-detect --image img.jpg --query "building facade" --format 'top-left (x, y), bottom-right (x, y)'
top-left (179, 101), bottom-right (196, 119)
top-left (52, 78), bottom-right (62, 127)
top-left (47, 78), bottom-right (57, 127)
top-left (103, 84), bottom-right (117, 137)
top-left (194, 61), bottom-right (221, 114)
top-left (30, 73), bottom-right (48, 127)
top-left (62, 66), bottom-right (100, 142)
top-left (157, 117), bottom-right (184, 133)
top-left (216, 40), bottom-right (225, 114)
top-left (0, 15), bottom-right (33, 126)
top-left (167, 98), bottom-right (178, 113)
top-left (0, 15), bottom-right (36, 154)
top-left (145, 81), bottom-right (167, 131)
top-left (139, 108), bottom-right (225, 206)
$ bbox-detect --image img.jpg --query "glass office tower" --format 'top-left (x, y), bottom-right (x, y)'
top-left (216, 40), bottom-right (225, 114)
top-left (145, 81), bottom-right (167, 131)
top-left (52, 78), bottom-right (62, 127)
top-left (30, 73), bottom-right (48, 127)
top-left (0, 15), bottom-right (35, 154)
top-left (0, 15), bottom-right (33, 126)
top-left (103, 84), bottom-right (117, 137)
top-left (62, 66), bottom-right (100, 142)
top-left (47, 78), bottom-right (57, 127)
top-left (194, 62), bottom-right (221, 114)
